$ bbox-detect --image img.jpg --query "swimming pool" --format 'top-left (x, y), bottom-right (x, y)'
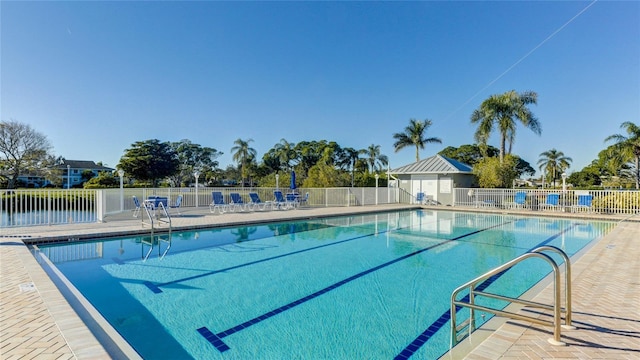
top-left (35, 210), bottom-right (613, 359)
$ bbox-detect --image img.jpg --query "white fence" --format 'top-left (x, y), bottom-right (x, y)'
top-left (5, 186), bottom-right (636, 228)
top-left (1, 187), bottom-right (400, 228)
top-left (454, 188), bottom-right (640, 215)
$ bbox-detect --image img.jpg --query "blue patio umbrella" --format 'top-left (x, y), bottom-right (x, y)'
top-left (290, 170), bottom-right (296, 192)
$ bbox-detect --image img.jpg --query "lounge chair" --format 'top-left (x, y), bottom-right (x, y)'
top-left (209, 191), bottom-right (228, 214)
top-left (274, 190), bottom-right (294, 210)
top-left (132, 195), bottom-right (142, 218)
top-left (229, 193), bottom-right (249, 212)
top-left (249, 192), bottom-right (272, 211)
top-left (540, 193), bottom-right (560, 211)
top-left (507, 191), bottom-right (527, 209)
top-left (572, 194), bottom-right (593, 213)
top-left (298, 192), bottom-right (309, 207)
top-left (169, 195), bottom-right (182, 216)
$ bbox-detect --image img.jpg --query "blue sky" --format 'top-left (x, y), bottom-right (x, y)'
top-left (2, 1), bottom-right (638, 176)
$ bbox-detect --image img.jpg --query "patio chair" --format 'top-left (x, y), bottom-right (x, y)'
top-left (286, 193), bottom-right (300, 208)
top-left (513, 191), bottom-right (527, 208)
top-left (209, 191), bottom-right (228, 214)
top-left (249, 192), bottom-right (272, 211)
top-left (571, 194), bottom-right (593, 213)
top-left (132, 195), bottom-right (142, 218)
top-left (229, 193), bottom-right (249, 212)
top-left (169, 195), bottom-right (182, 216)
top-left (416, 192), bottom-right (426, 204)
top-left (274, 190), bottom-right (294, 210)
top-left (298, 192), bottom-right (309, 207)
top-left (539, 193), bottom-right (560, 211)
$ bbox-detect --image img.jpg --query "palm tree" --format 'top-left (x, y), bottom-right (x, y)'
top-left (605, 121), bottom-right (640, 189)
top-left (274, 138), bottom-right (297, 171)
top-left (364, 144), bottom-right (389, 173)
top-left (393, 119), bottom-right (442, 162)
top-left (537, 149), bottom-right (572, 188)
top-left (470, 90), bottom-right (541, 163)
top-left (340, 147), bottom-right (361, 187)
top-left (230, 138), bottom-right (257, 187)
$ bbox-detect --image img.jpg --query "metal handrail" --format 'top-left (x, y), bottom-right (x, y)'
top-left (140, 202), bottom-right (172, 261)
top-left (450, 246), bottom-right (572, 348)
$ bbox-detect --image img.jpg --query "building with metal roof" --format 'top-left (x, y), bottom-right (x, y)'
top-left (389, 155), bottom-right (475, 206)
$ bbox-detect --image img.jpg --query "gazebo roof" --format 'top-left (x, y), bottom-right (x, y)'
top-left (390, 154), bottom-right (473, 174)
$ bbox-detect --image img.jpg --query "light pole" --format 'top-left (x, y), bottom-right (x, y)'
top-left (194, 171), bottom-right (200, 208)
top-left (375, 174), bottom-right (379, 205)
top-left (118, 169), bottom-right (124, 212)
top-left (67, 164), bottom-right (71, 190)
top-left (562, 172), bottom-right (567, 211)
top-left (275, 173), bottom-right (279, 190)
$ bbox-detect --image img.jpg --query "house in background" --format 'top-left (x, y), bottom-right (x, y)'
top-left (52, 160), bottom-right (114, 188)
top-left (389, 155), bottom-right (475, 206)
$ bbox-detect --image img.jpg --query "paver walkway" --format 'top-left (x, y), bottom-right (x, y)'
top-left (451, 220), bottom-right (640, 359)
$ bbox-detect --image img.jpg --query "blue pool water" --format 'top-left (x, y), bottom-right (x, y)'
top-left (36, 210), bottom-right (613, 359)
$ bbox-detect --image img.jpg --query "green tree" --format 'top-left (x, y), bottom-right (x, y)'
top-left (81, 169), bottom-right (96, 183)
top-left (567, 165), bottom-right (602, 188)
top-left (605, 121), bottom-right (640, 189)
top-left (438, 144), bottom-right (534, 178)
top-left (118, 139), bottom-right (179, 187)
top-left (169, 139), bottom-right (222, 187)
top-left (273, 138), bottom-right (298, 171)
top-left (231, 138), bottom-right (257, 187)
top-left (339, 147), bottom-right (361, 187)
top-left (439, 144), bottom-right (499, 166)
top-left (537, 149), bottom-right (572, 187)
top-left (83, 171), bottom-right (119, 188)
top-left (473, 155), bottom-right (519, 188)
top-left (470, 90), bottom-right (541, 163)
top-left (303, 162), bottom-right (350, 187)
top-left (364, 144), bottom-right (389, 173)
top-left (0, 120), bottom-right (53, 188)
top-left (392, 118), bottom-right (442, 162)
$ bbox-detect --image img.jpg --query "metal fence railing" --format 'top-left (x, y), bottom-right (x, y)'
top-left (0, 189), bottom-right (98, 227)
top-left (6, 186), bottom-right (636, 227)
top-left (454, 188), bottom-right (640, 215)
top-left (1, 187), bottom-right (401, 228)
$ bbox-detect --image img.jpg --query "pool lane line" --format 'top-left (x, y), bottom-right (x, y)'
top-left (197, 220), bottom-right (514, 353)
top-left (394, 223), bottom-right (579, 360)
top-left (144, 220), bottom-right (442, 293)
top-left (143, 231), bottom-right (379, 293)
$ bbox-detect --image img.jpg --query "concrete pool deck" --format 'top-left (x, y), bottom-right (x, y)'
top-left (1, 205), bottom-right (638, 359)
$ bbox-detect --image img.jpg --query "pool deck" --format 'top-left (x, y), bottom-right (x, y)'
top-left (1, 204), bottom-right (638, 359)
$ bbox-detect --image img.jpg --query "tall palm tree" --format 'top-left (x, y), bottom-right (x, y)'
top-left (605, 121), bottom-right (640, 189)
top-left (470, 90), bottom-right (541, 163)
top-left (393, 119), bottom-right (442, 162)
top-left (340, 147), bottom-right (361, 187)
top-left (537, 149), bottom-right (572, 188)
top-left (364, 144), bottom-right (389, 173)
top-left (274, 138), bottom-right (297, 171)
top-left (230, 138), bottom-right (257, 187)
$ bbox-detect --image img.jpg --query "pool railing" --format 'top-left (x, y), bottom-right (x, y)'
top-left (450, 245), bottom-right (573, 348)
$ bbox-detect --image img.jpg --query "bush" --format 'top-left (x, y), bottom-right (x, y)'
top-left (592, 192), bottom-right (640, 211)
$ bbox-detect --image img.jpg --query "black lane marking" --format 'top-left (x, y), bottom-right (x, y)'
top-left (146, 231), bottom-right (387, 293)
top-left (198, 220), bottom-right (514, 353)
top-left (394, 223), bottom-right (579, 359)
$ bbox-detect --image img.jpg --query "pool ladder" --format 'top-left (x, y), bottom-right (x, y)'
top-left (450, 245), bottom-right (573, 348)
top-left (140, 202), bottom-right (172, 261)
